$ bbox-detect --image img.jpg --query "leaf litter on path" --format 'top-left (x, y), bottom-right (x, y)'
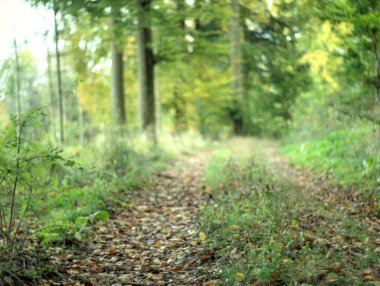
top-left (39, 152), bottom-right (217, 286)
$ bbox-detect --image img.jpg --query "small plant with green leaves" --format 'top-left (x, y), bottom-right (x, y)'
top-left (0, 110), bottom-right (75, 279)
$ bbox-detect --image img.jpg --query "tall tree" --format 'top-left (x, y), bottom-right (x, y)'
top-left (230, 0), bottom-right (244, 134)
top-left (173, 0), bottom-right (188, 133)
top-left (28, 0), bottom-right (129, 131)
top-left (136, 0), bottom-right (156, 141)
top-left (320, 0), bottom-right (380, 105)
top-left (111, 8), bottom-right (126, 126)
top-left (13, 38), bottom-right (21, 121)
top-left (54, 5), bottom-right (64, 146)
top-left (45, 31), bottom-right (57, 141)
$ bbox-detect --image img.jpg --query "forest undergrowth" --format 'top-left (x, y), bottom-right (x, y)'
top-left (202, 138), bottom-right (380, 286)
top-left (0, 112), bottom-right (211, 285)
top-left (0, 120), bottom-right (379, 285)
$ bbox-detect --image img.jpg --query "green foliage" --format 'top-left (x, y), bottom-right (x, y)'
top-left (0, 110), bottom-right (86, 283)
top-left (34, 133), bottom-right (170, 246)
top-left (283, 125), bottom-right (380, 199)
top-left (319, 0), bottom-right (380, 91)
top-left (0, 110), bottom-right (66, 261)
top-left (204, 148), bottom-right (232, 187)
top-left (241, 0), bottom-right (310, 137)
top-left (0, 108), bottom-right (175, 283)
top-left (0, 51), bottom-right (44, 115)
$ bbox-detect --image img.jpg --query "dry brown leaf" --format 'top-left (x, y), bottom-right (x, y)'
top-left (203, 280), bottom-right (219, 286)
top-left (117, 274), bottom-right (132, 283)
top-left (152, 273), bottom-right (164, 281)
top-left (108, 247), bottom-right (117, 254)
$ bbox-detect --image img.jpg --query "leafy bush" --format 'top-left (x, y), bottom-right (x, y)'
top-left (0, 111), bottom-right (114, 282)
top-left (0, 111), bottom-right (68, 261)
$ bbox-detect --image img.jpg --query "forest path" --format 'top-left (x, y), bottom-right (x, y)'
top-left (53, 151), bottom-right (216, 286)
top-left (229, 137), bottom-right (378, 221)
top-left (263, 140), bottom-right (379, 227)
top-left (223, 138), bottom-right (380, 282)
top-left (41, 138), bottom-right (379, 285)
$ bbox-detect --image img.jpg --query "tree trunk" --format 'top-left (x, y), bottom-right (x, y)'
top-left (46, 38), bottom-right (57, 142)
top-left (155, 67), bottom-right (161, 132)
top-left (173, 0), bottom-right (188, 133)
top-left (230, 0), bottom-right (244, 134)
top-left (194, 0), bottom-right (202, 31)
top-left (370, 30), bottom-right (380, 102)
top-left (136, 0), bottom-right (156, 142)
top-left (79, 106), bottom-right (85, 143)
top-left (54, 7), bottom-right (64, 146)
top-left (13, 38), bottom-right (21, 121)
top-left (111, 10), bottom-right (126, 126)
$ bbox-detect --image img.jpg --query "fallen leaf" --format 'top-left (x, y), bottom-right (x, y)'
top-left (235, 272), bottom-right (246, 281)
top-left (203, 280), bottom-right (219, 286)
top-left (291, 220), bottom-right (299, 229)
top-left (117, 274), bottom-right (132, 283)
top-left (326, 273), bottom-right (339, 283)
top-left (363, 274), bottom-right (374, 281)
top-left (229, 224), bottom-right (241, 231)
top-left (250, 279), bottom-right (262, 286)
top-left (199, 231), bottom-right (206, 241)
top-left (152, 273), bottom-right (164, 280)
top-left (204, 185), bottom-right (212, 193)
top-left (108, 248), bottom-right (117, 254)
top-left (325, 248), bottom-right (334, 259)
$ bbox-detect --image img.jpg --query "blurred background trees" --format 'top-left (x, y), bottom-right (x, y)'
top-left (0, 0), bottom-right (378, 142)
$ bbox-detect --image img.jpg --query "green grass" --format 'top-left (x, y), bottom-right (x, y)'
top-left (201, 148), bottom-right (380, 285)
top-left (282, 127), bottom-right (380, 200)
top-left (31, 135), bottom-right (174, 245)
top-left (23, 130), bottom-right (213, 246)
top-left (1, 127), bottom-right (211, 283)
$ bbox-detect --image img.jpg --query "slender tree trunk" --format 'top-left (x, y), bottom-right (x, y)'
top-left (46, 41), bottom-right (57, 141)
top-left (194, 0), bottom-right (202, 31)
top-left (136, 0), bottom-right (156, 142)
top-left (111, 10), bottom-right (126, 126)
top-left (370, 30), bottom-right (380, 102)
top-left (13, 38), bottom-right (21, 121)
top-left (54, 7), bottom-right (64, 146)
top-left (369, 0), bottom-right (380, 102)
top-left (155, 67), bottom-right (161, 132)
top-left (79, 106), bottom-right (85, 143)
top-left (230, 0), bottom-right (244, 134)
top-left (173, 0), bottom-right (188, 133)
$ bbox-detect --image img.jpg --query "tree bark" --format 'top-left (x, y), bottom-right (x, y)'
top-left (230, 0), bottom-right (244, 134)
top-left (111, 10), bottom-right (126, 126)
top-left (54, 6), bottom-right (64, 146)
top-left (155, 66), bottom-right (161, 132)
top-left (13, 38), bottom-right (21, 121)
top-left (370, 29), bottom-right (380, 102)
top-left (46, 37), bottom-right (57, 142)
top-left (136, 0), bottom-right (156, 142)
top-left (173, 0), bottom-right (188, 133)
